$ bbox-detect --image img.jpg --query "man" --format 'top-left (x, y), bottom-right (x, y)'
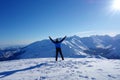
top-left (49, 36), bottom-right (66, 61)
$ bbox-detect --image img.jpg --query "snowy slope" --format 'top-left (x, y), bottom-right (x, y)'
top-left (18, 36), bottom-right (89, 59)
top-left (17, 34), bottom-right (120, 59)
top-left (0, 58), bottom-right (120, 80)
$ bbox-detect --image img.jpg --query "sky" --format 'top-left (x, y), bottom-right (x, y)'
top-left (0, 0), bottom-right (120, 46)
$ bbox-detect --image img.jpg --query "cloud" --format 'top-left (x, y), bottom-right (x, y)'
top-left (75, 31), bottom-right (96, 37)
top-left (75, 31), bottom-right (119, 37)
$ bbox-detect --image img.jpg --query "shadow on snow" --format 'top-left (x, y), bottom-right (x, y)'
top-left (0, 63), bottom-right (47, 78)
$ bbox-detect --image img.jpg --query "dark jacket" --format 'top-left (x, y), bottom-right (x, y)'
top-left (49, 36), bottom-right (66, 48)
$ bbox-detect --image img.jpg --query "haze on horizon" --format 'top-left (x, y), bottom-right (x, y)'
top-left (0, 0), bottom-right (120, 47)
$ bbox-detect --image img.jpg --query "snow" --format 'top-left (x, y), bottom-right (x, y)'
top-left (0, 58), bottom-right (120, 80)
top-left (1, 34), bottom-right (120, 80)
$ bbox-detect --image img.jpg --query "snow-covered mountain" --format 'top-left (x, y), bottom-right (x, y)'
top-left (0, 47), bottom-right (24, 61)
top-left (1, 35), bottom-right (120, 80)
top-left (17, 34), bottom-right (120, 59)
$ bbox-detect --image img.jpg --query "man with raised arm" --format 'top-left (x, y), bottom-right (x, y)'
top-left (49, 36), bottom-right (66, 61)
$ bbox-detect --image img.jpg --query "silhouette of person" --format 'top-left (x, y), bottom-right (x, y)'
top-left (49, 36), bottom-right (66, 61)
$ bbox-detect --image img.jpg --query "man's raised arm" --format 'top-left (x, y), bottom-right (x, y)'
top-left (60, 36), bottom-right (67, 42)
top-left (49, 36), bottom-right (55, 43)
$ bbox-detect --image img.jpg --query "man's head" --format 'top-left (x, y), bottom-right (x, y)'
top-left (56, 38), bottom-right (59, 42)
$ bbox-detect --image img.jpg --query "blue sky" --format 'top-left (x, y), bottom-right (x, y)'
top-left (0, 0), bottom-right (120, 46)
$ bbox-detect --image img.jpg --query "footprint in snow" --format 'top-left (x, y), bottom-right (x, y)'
top-left (114, 67), bottom-right (120, 69)
top-left (79, 75), bottom-right (89, 79)
top-left (91, 77), bottom-right (96, 80)
top-left (39, 76), bottom-right (46, 80)
top-left (76, 71), bottom-right (82, 73)
top-left (108, 74), bottom-right (116, 79)
top-left (86, 65), bottom-right (93, 67)
top-left (97, 69), bottom-right (103, 71)
top-left (74, 66), bottom-right (79, 69)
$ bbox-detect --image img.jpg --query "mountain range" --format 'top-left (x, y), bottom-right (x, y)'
top-left (16, 34), bottom-right (120, 59)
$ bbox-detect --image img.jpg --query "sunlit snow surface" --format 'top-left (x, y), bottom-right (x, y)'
top-left (0, 58), bottom-right (120, 80)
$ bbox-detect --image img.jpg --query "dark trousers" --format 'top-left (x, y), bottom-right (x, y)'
top-left (56, 48), bottom-right (64, 61)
